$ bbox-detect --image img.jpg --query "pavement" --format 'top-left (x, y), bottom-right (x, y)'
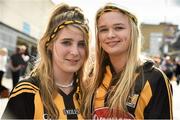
top-left (172, 80), bottom-right (180, 119)
top-left (0, 77), bottom-right (12, 118)
top-left (0, 77), bottom-right (180, 119)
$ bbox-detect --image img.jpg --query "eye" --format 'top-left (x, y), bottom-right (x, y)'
top-left (61, 40), bottom-right (72, 46)
top-left (114, 26), bottom-right (124, 31)
top-left (78, 41), bottom-right (86, 48)
top-left (98, 28), bottom-right (108, 33)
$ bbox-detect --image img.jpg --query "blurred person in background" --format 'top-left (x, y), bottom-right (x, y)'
top-left (175, 57), bottom-right (180, 85)
top-left (2, 3), bottom-right (89, 119)
top-left (82, 3), bottom-right (173, 119)
top-left (160, 56), bottom-right (175, 81)
top-left (20, 45), bottom-right (30, 77)
top-left (152, 55), bottom-right (161, 67)
top-left (0, 48), bottom-right (9, 98)
top-left (8, 46), bottom-right (25, 87)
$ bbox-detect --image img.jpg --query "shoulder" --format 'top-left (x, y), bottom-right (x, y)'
top-left (142, 60), bottom-right (165, 79)
top-left (141, 60), bottom-right (170, 91)
top-left (9, 77), bottom-right (40, 99)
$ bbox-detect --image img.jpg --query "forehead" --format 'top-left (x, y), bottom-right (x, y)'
top-left (97, 11), bottom-right (129, 26)
top-left (57, 25), bottom-right (84, 39)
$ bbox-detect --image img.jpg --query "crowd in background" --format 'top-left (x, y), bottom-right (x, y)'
top-left (0, 45), bottom-right (30, 98)
top-left (152, 54), bottom-right (180, 85)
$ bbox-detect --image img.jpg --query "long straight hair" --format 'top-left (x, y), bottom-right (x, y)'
top-left (82, 3), bottom-right (143, 118)
top-left (30, 3), bottom-right (89, 119)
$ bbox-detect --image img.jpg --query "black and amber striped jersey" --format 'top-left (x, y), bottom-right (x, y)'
top-left (93, 61), bottom-right (173, 119)
top-left (2, 77), bottom-right (83, 119)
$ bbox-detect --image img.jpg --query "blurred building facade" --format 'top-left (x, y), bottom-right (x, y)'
top-left (141, 22), bottom-right (179, 57)
top-left (0, 0), bottom-right (54, 55)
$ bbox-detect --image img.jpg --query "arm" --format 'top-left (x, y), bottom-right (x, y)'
top-left (1, 82), bottom-right (36, 119)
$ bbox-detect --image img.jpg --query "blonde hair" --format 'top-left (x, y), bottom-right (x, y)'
top-left (82, 3), bottom-right (143, 118)
top-left (30, 3), bottom-right (89, 119)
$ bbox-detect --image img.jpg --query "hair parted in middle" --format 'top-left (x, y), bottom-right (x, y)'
top-left (30, 3), bottom-right (89, 119)
top-left (82, 2), bottom-right (143, 118)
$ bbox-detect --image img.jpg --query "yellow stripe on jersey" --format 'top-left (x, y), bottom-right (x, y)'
top-left (94, 85), bottom-right (107, 108)
top-left (134, 81), bottom-right (152, 119)
top-left (12, 84), bottom-right (38, 94)
top-left (10, 89), bottom-right (36, 99)
top-left (54, 94), bottom-right (67, 119)
top-left (34, 91), bottom-right (43, 119)
top-left (10, 82), bottom-right (39, 99)
top-left (14, 82), bottom-right (39, 90)
top-left (103, 66), bottom-right (112, 89)
top-left (94, 66), bottom-right (112, 109)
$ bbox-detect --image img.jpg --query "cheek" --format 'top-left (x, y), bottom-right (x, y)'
top-left (125, 31), bottom-right (131, 41)
top-left (125, 35), bottom-right (131, 45)
top-left (79, 48), bottom-right (86, 59)
top-left (53, 45), bottom-right (66, 59)
top-left (98, 33), bottom-right (104, 42)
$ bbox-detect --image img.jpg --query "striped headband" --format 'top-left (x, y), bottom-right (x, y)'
top-left (97, 6), bottom-right (138, 25)
top-left (46, 20), bottom-right (89, 47)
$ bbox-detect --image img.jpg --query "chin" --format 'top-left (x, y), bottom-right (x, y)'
top-left (65, 67), bottom-right (80, 73)
top-left (106, 51), bottom-right (117, 55)
top-left (106, 49), bottom-right (123, 55)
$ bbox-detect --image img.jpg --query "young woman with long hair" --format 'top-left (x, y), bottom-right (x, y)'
top-left (2, 3), bottom-right (89, 119)
top-left (82, 3), bottom-right (173, 119)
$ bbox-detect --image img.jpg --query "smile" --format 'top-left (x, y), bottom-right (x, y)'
top-left (66, 59), bottom-right (79, 64)
top-left (106, 41), bottom-right (120, 47)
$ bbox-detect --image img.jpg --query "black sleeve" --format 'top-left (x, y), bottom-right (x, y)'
top-left (1, 93), bottom-right (35, 119)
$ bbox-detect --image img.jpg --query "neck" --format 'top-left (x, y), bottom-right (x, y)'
top-left (56, 81), bottom-right (74, 88)
top-left (53, 66), bottom-right (74, 85)
top-left (55, 73), bottom-right (74, 85)
top-left (109, 53), bottom-right (128, 73)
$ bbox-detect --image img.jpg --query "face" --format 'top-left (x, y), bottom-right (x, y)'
top-left (52, 25), bottom-right (87, 74)
top-left (97, 11), bottom-right (131, 56)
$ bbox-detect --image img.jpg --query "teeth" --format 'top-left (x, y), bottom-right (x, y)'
top-left (69, 60), bottom-right (79, 62)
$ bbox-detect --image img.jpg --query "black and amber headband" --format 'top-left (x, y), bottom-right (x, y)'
top-left (96, 5), bottom-right (138, 25)
top-left (46, 20), bottom-right (89, 47)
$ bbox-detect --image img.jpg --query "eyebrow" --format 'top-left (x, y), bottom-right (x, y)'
top-left (98, 23), bottom-right (125, 28)
top-left (113, 23), bottom-right (125, 26)
top-left (62, 38), bottom-right (73, 41)
top-left (61, 38), bottom-right (85, 42)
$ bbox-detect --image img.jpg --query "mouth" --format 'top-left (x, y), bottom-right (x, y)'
top-left (66, 59), bottom-right (79, 64)
top-left (106, 41), bottom-right (120, 47)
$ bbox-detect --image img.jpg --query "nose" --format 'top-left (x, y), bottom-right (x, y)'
top-left (70, 44), bottom-right (79, 56)
top-left (107, 29), bottom-right (115, 39)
